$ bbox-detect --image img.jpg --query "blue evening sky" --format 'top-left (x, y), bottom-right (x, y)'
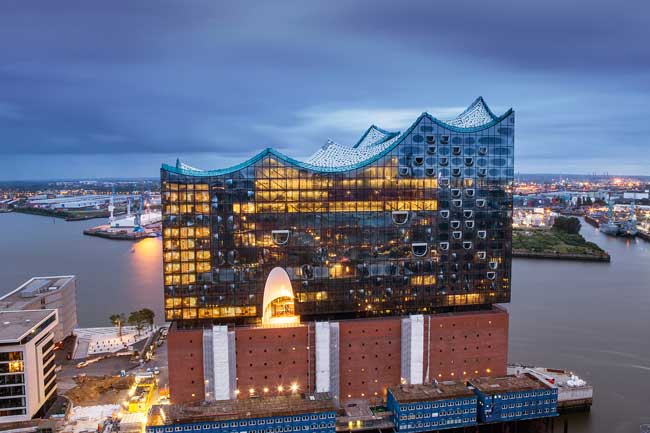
top-left (1, 0), bottom-right (649, 180)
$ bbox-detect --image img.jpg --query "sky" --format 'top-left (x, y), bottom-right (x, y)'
top-left (1, 0), bottom-right (649, 180)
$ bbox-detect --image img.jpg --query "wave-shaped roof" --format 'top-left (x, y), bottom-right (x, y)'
top-left (163, 97), bottom-right (512, 176)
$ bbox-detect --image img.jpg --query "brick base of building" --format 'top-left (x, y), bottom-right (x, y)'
top-left (167, 307), bottom-right (508, 406)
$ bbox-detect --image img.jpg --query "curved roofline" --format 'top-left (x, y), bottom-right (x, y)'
top-left (454, 96), bottom-right (499, 122)
top-left (162, 106), bottom-right (513, 177)
top-left (352, 125), bottom-right (401, 148)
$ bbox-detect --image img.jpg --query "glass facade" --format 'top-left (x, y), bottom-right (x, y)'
top-left (0, 351), bottom-right (26, 416)
top-left (161, 101), bottom-right (514, 324)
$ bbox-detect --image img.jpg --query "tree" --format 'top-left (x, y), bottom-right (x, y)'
top-left (128, 310), bottom-right (146, 336)
top-left (110, 313), bottom-right (126, 339)
top-left (553, 216), bottom-right (581, 234)
top-left (140, 308), bottom-right (155, 331)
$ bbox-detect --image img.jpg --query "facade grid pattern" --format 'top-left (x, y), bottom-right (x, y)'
top-left (161, 100), bottom-right (514, 324)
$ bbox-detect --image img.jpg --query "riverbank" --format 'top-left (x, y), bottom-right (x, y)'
top-left (512, 249), bottom-right (610, 262)
top-left (13, 206), bottom-right (122, 221)
top-left (512, 227), bottom-right (610, 262)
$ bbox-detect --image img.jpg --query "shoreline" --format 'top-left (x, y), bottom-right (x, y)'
top-left (513, 249), bottom-right (610, 262)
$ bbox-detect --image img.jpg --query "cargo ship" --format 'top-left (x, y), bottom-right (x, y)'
top-left (599, 201), bottom-right (637, 237)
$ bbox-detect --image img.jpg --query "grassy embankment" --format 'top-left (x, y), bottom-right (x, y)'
top-left (13, 206), bottom-right (119, 220)
top-left (513, 227), bottom-right (610, 261)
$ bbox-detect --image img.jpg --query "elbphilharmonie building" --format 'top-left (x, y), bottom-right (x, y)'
top-left (162, 97), bottom-right (513, 325)
top-left (161, 98), bottom-right (514, 405)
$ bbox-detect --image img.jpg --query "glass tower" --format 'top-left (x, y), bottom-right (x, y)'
top-left (161, 97), bottom-right (514, 325)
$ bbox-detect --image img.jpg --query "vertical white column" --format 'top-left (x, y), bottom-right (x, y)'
top-left (315, 322), bottom-right (331, 393)
top-left (409, 315), bottom-right (424, 384)
top-left (202, 328), bottom-right (214, 401)
top-left (211, 325), bottom-right (233, 400)
top-left (401, 315), bottom-right (424, 385)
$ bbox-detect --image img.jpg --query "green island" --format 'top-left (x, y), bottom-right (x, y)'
top-left (512, 216), bottom-right (610, 262)
top-left (13, 205), bottom-right (120, 221)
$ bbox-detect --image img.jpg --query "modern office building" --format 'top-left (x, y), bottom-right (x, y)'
top-left (0, 276), bottom-right (77, 343)
top-left (161, 97), bottom-right (514, 405)
top-left (0, 310), bottom-right (58, 423)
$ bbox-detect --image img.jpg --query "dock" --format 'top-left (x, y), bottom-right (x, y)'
top-left (508, 365), bottom-right (593, 412)
top-left (83, 224), bottom-right (160, 240)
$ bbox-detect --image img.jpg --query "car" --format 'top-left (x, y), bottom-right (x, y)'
top-left (146, 368), bottom-right (152, 374)
top-left (153, 367), bottom-right (160, 375)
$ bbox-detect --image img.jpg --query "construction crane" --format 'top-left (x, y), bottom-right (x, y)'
top-left (108, 185), bottom-right (116, 225)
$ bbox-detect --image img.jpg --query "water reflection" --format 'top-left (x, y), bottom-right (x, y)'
top-left (0, 212), bottom-right (164, 326)
top-left (126, 237), bottom-right (163, 316)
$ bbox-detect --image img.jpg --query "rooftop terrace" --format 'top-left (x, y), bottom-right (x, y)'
top-left (148, 394), bottom-right (336, 426)
top-left (0, 275), bottom-right (74, 310)
top-left (389, 381), bottom-right (476, 403)
top-left (468, 374), bottom-right (550, 396)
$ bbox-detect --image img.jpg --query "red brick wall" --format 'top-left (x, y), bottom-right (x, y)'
top-left (338, 317), bottom-right (402, 405)
top-left (167, 325), bottom-right (205, 404)
top-left (166, 308), bottom-right (509, 406)
top-left (234, 325), bottom-right (312, 398)
top-left (422, 307), bottom-right (509, 382)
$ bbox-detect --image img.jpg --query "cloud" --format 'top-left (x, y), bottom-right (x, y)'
top-left (0, 0), bottom-right (649, 178)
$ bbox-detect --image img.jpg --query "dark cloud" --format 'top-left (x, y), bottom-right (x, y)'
top-left (0, 0), bottom-right (649, 178)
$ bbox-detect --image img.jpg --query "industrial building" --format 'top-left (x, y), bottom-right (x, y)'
top-left (146, 394), bottom-right (337, 433)
top-left (0, 276), bottom-right (77, 343)
top-left (468, 375), bottom-right (558, 423)
top-left (387, 382), bottom-right (477, 431)
top-left (0, 310), bottom-right (58, 423)
top-left (160, 97), bottom-right (517, 409)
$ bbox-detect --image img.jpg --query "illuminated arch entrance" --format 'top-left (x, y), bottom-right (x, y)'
top-left (262, 267), bottom-right (299, 326)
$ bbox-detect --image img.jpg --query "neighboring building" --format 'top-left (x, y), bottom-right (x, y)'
top-left (0, 310), bottom-right (58, 423)
top-left (468, 375), bottom-right (558, 423)
top-left (387, 382), bottom-right (477, 432)
top-left (623, 191), bottom-right (649, 200)
top-left (26, 195), bottom-right (112, 209)
top-left (161, 97), bottom-right (515, 405)
top-left (146, 394), bottom-right (337, 433)
top-left (0, 276), bottom-right (77, 343)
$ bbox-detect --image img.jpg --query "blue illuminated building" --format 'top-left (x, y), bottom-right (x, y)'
top-left (387, 382), bottom-right (478, 431)
top-left (469, 375), bottom-right (558, 423)
top-left (146, 395), bottom-right (336, 433)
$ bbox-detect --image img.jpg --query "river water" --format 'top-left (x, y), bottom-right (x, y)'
top-left (0, 212), bottom-right (648, 432)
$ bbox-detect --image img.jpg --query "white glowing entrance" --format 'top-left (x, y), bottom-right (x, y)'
top-left (262, 267), bottom-right (299, 326)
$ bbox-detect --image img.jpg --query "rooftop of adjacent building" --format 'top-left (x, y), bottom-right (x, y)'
top-left (0, 275), bottom-right (75, 310)
top-left (389, 381), bottom-right (476, 403)
top-left (468, 374), bottom-right (550, 395)
top-left (148, 394), bottom-right (336, 426)
top-left (0, 309), bottom-right (56, 343)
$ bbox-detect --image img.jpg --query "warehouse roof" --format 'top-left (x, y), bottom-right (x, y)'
top-left (389, 381), bottom-right (475, 403)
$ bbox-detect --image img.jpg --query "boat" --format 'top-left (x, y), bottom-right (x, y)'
top-left (599, 200), bottom-right (637, 237)
top-left (599, 221), bottom-right (620, 236)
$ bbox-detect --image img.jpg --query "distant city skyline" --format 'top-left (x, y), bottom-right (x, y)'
top-left (1, 0), bottom-right (649, 180)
